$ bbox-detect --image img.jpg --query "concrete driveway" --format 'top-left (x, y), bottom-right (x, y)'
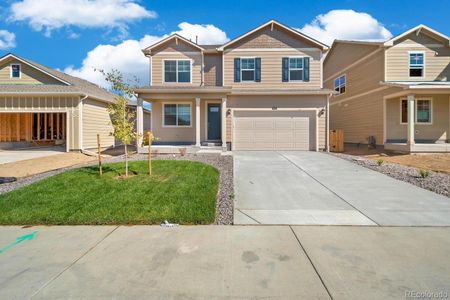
top-left (234, 151), bottom-right (450, 226)
top-left (0, 146), bottom-right (65, 165)
top-left (1, 225), bottom-right (450, 299)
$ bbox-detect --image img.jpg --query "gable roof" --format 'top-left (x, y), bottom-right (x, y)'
top-left (0, 53), bottom-right (116, 102)
top-left (384, 24), bottom-right (450, 46)
top-left (142, 34), bottom-right (205, 55)
top-left (217, 19), bottom-right (329, 51)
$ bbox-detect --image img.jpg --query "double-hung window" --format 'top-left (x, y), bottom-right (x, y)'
top-left (163, 103), bottom-right (191, 127)
top-left (10, 64), bottom-right (20, 78)
top-left (288, 58), bottom-right (303, 81)
top-left (282, 57), bottom-right (310, 82)
top-left (409, 52), bottom-right (424, 77)
top-left (334, 75), bottom-right (346, 95)
top-left (241, 58), bottom-right (255, 81)
top-left (164, 60), bottom-right (191, 83)
top-left (400, 99), bottom-right (432, 124)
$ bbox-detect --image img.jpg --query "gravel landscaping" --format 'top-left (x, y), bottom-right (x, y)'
top-left (0, 152), bottom-right (234, 225)
top-left (331, 152), bottom-right (450, 198)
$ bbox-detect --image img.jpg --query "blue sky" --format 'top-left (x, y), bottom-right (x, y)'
top-left (1, 0), bottom-right (449, 86)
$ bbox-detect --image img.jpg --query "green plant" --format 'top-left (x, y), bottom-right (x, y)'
top-left (99, 69), bottom-right (137, 177)
top-left (419, 169), bottom-right (430, 178)
top-left (376, 159), bottom-right (384, 166)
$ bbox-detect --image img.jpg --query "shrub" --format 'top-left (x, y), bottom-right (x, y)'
top-left (376, 159), bottom-right (384, 166)
top-left (419, 169), bottom-right (430, 178)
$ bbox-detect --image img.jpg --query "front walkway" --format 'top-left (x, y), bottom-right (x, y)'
top-left (234, 151), bottom-right (450, 226)
top-left (1, 225), bottom-right (449, 299)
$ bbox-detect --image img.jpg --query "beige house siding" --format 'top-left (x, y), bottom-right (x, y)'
top-left (150, 99), bottom-right (202, 143)
top-left (223, 49), bottom-right (322, 89)
top-left (150, 39), bottom-right (202, 86)
top-left (0, 58), bottom-right (64, 85)
top-left (82, 98), bottom-right (114, 149)
top-left (204, 54), bottom-right (222, 86)
top-left (325, 49), bottom-right (384, 100)
top-left (223, 24), bottom-right (323, 89)
top-left (228, 95), bottom-right (327, 149)
top-left (151, 52), bottom-right (202, 86)
top-left (324, 43), bottom-right (380, 80)
top-left (0, 95), bottom-right (81, 150)
top-left (386, 94), bottom-right (449, 142)
top-left (385, 32), bottom-right (450, 81)
top-left (228, 25), bottom-right (319, 49)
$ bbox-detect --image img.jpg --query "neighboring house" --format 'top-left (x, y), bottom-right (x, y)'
top-left (135, 20), bottom-right (334, 152)
top-left (0, 53), bottom-right (116, 151)
top-left (324, 25), bottom-right (450, 152)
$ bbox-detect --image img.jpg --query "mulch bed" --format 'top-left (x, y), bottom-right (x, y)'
top-left (331, 152), bottom-right (450, 198)
top-left (0, 152), bottom-right (234, 225)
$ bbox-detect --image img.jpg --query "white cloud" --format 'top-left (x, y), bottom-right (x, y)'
top-left (9, 0), bottom-right (156, 37)
top-left (64, 22), bottom-right (229, 87)
top-left (299, 10), bottom-right (392, 46)
top-left (0, 30), bottom-right (16, 49)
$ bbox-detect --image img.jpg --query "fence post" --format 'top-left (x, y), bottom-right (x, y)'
top-left (148, 131), bottom-right (152, 176)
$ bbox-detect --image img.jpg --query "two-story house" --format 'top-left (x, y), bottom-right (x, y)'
top-left (324, 25), bottom-right (450, 152)
top-left (135, 20), bottom-right (334, 152)
top-left (0, 53), bottom-right (116, 151)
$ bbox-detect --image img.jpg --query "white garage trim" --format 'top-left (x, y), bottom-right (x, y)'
top-left (232, 108), bottom-right (319, 151)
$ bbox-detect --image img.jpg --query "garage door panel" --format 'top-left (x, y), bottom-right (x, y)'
top-left (234, 111), bottom-right (315, 151)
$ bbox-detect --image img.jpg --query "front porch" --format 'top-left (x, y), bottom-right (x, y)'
top-left (384, 92), bottom-right (450, 153)
top-left (134, 87), bottom-right (231, 154)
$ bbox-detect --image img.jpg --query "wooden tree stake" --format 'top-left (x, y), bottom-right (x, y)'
top-left (148, 131), bottom-right (152, 176)
top-left (97, 134), bottom-right (102, 176)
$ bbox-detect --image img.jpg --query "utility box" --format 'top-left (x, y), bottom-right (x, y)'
top-left (330, 129), bottom-right (344, 152)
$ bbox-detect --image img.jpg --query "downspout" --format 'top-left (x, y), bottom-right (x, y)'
top-left (326, 93), bottom-right (331, 152)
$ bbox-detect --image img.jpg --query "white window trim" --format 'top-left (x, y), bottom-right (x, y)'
top-left (287, 56), bottom-right (306, 82)
top-left (408, 51), bottom-right (425, 79)
top-left (399, 97), bottom-right (433, 125)
top-left (162, 59), bottom-right (193, 84)
top-left (162, 102), bottom-right (192, 128)
top-left (334, 74), bottom-right (346, 96)
top-left (240, 57), bottom-right (256, 82)
top-left (10, 63), bottom-right (21, 79)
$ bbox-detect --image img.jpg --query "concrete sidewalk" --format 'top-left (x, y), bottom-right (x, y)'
top-left (1, 225), bottom-right (449, 299)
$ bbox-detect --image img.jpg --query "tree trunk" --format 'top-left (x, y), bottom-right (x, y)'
top-left (124, 143), bottom-right (128, 177)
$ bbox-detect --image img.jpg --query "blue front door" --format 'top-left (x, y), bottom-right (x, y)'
top-left (207, 103), bottom-right (221, 140)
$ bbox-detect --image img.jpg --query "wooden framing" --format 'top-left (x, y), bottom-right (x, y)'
top-left (0, 113), bottom-right (66, 143)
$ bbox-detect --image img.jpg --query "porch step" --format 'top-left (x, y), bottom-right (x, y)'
top-left (201, 142), bottom-right (221, 147)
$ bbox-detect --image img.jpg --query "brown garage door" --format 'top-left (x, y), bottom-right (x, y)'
top-left (233, 111), bottom-right (315, 151)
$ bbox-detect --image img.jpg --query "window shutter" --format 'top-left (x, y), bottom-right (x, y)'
top-left (303, 57), bottom-right (310, 82)
top-left (282, 57), bottom-right (289, 82)
top-left (234, 58), bottom-right (241, 82)
top-left (255, 57), bottom-right (261, 82)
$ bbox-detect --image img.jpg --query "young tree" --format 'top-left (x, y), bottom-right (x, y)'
top-left (100, 69), bottom-right (137, 177)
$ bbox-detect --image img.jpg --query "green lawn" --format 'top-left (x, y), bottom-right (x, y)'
top-left (0, 160), bottom-right (219, 225)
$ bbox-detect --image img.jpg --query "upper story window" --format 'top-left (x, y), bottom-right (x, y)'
top-left (10, 64), bottom-right (21, 78)
top-left (282, 57), bottom-right (310, 82)
top-left (164, 60), bottom-right (191, 83)
top-left (234, 57), bottom-right (261, 82)
top-left (241, 58), bottom-right (255, 81)
top-left (409, 52), bottom-right (424, 77)
top-left (334, 75), bottom-right (346, 95)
